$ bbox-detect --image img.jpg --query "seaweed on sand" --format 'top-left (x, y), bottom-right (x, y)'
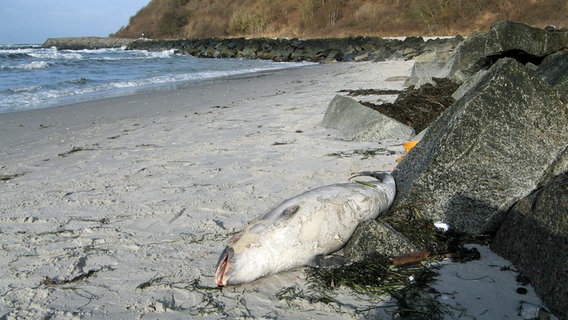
top-left (305, 252), bottom-right (432, 295)
top-left (276, 286), bottom-right (339, 306)
top-left (0, 172), bottom-right (25, 181)
top-left (304, 252), bottom-right (446, 319)
top-left (58, 145), bottom-right (98, 157)
top-left (338, 88), bottom-right (403, 96)
top-left (388, 269), bottom-right (447, 320)
top-left (327, 148), bottom-right (394, 160)
top-left (303, 206), bottom-right (482, 318)
top-left (42, 266), bottom-right (114, 286)
top-left (357, 78), bottom-right (460, 133)
top-left (137, 276), bottom-right (227, 315)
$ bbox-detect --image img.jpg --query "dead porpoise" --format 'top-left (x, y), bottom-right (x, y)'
top-left (215, 171), bottom-right (396, 286)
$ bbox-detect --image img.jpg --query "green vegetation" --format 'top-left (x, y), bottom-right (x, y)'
top-left (112, 0), bottom-right (567, 39)
top-left (157, 0), bottom-right (190, 37)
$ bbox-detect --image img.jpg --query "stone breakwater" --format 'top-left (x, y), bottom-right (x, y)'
top-left (42, 37), bottom-right (136, 50)
top-left (42, 36), bottom-right (463, 62)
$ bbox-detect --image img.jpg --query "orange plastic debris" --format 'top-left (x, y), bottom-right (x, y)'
top-left (403, 140), bottom-right (418, 153)
top-left (396, 140), bottom-right (419, 163)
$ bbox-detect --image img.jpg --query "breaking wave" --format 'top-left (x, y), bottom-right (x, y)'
top-left (0, 45), bottom-right (312, 113)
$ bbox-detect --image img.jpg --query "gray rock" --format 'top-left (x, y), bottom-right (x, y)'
top-left (392, 58), bottom-right (568, 234)
top-left (548, 143), bottom-right (568, 180)
top-left (353, 51), bottom-right (370, 62)
top-left (416, 36), bottom-right (464, 62)
top-left (450, 69), bottom-right (488, 101)
top-left (405, 61), bottom-right (448, 88)
top-left (239, 46), bottom-right (257, 59)
top-left (484, 20), bottom-right (568, 57)
top-left (455, 51), bottom-right (568, 113)
top-left (445, 20), bottom-right (568, 84)
top-left (491, 172), bottom-right (568, 320)
top-left (413, 128), bottom-right (429, 141)
top-left (534, 52), bottom-right (568, 180)
top-left (405, 32), bottom-right (484, 87)
top-left (321, 95), bottom-right (415, 141)
top-left (341, 220), bottom-right (417, 261)
top-left (443, 31), bottom-right (490, 84)
top-left (535, 51), bottom-right (568, 86)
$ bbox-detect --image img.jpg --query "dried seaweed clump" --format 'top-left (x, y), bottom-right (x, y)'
top-left (362, 78), bottom-right (460, 133)
top-left (303, 211), bottom-right (484, 319)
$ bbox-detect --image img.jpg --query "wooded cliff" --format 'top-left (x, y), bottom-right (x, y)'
top-left (112, 0), bottom-right (567, 39)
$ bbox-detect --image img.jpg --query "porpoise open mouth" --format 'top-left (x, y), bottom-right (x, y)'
top-left (215, 250), bottom-right (230, 286)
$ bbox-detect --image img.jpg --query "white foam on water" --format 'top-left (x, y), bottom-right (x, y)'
top-left (0, 45), bottom-right (313, 113)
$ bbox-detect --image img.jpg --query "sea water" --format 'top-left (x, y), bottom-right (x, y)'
top-left (0, 44), bottom-right (311, 114)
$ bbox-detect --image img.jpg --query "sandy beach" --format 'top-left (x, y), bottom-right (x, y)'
top-left (0, 61), bottom-right (551, 319)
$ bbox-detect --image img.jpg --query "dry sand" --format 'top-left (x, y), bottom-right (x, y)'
top-left (0, 61), bottom-right (552, 319)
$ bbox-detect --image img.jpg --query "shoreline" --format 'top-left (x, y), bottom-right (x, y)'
top-left (0, 45), bottom-right (316, 115)
top-left (0, 62), bottom-right (320, 124)
top-left (0, 60), bottom-right (551, 319)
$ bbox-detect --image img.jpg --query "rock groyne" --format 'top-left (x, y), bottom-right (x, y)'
top-left (42, 37), bottom-right (136, 50)
top-left (127, 36), bottom-right (463, 62)
top-left (42, 36), bottom-right (463, 63)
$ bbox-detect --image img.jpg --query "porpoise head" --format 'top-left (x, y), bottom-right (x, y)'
top-left (214, 229), bottom-right (273, 286)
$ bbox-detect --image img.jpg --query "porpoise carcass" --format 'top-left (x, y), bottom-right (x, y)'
top-left (215, 171), bottom-right (396, 286)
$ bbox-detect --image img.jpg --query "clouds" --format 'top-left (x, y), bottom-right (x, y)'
top-left (0, 0), bottom-right (150, 44)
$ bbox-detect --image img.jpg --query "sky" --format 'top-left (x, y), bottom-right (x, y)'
top-left (0, 0), bottom-right (150, 44)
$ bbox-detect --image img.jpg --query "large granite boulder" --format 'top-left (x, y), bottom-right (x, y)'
top-left (491, 172), bottom-right (568, 320)
top-left (322, 95), bottom-right (414, 141)
top-left (391, 58), bottom-right (568, 234)
top-left (447, 20), bottom-right (568, 83)
top-left (408, 20), bottom-right (568, 87)
top-left (405, 60), bottom-right (449, 88)
top-left (484, 20), bottom-right (568, 57)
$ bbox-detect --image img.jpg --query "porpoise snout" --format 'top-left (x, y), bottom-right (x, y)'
top-left (215, 247), bottom-right (233, 286)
